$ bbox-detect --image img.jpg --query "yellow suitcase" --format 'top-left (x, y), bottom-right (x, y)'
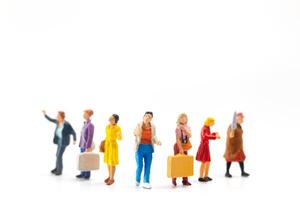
top-left (167, 154), bottom-right (194, 178)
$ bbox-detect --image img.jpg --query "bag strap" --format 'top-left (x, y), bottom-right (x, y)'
top-left (181, 128), bottom-right (188, 144)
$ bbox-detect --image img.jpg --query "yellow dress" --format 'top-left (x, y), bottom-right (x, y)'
top-left (104, 124), bottom-right (122, 166)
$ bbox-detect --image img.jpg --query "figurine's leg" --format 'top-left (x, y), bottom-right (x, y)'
top-left (204, 162), bottom-right (210, 177)
top-left (239, 162), bottom-right (250, 177)
top-left (225, 162), bottom-right (232, 178)
top-left (172, 144), bottom-right (179, 184)
top-left (143, 152), bottom-right (153, 183)
top-left (200, 162), bottom-right (205, 178)
top-left (110, 166), bottom-right (116, 180)
top-left (55, 145), bottom-right (66, 175)
top-left (239, 161), bottom-right (244, 173)
top-left (135, 151), bottom-right (143, 184)
top-left (182, 151), bottom-right (189, 184)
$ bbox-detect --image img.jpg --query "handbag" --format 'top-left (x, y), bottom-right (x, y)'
top-left (99, 140), bottom-right (105, 153)
top-left (181, 129), bottom-right (192, 151)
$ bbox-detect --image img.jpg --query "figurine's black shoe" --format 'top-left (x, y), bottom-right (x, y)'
top-left (83, 176), bottom-right (90, 180)
top-left (198, 178), bottom-right (208, 182)
top-left (54, 172), bottom-right (62, 176)
top-left (204, 177), bottom-right (213, 181)
top-left (51, 169), bottom-right (57, 174)
top-left (76, 174), bottom-right (84, 179)
top-left (225, 172), bottom-right (232, 178)
top-left (182, 181), bottom-right (192, 186)
top-left (241, 172), bottom-right (250, 177)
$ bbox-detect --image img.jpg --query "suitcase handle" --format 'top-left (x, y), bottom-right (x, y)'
top-left (175, 153), bottom-right (188, 157)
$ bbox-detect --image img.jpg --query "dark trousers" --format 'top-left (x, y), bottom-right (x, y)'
top-left (56, 145), bottom-right (66, 173)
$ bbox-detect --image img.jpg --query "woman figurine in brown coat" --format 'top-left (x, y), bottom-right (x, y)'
top-left (224, 112), bottom-right (250, 178)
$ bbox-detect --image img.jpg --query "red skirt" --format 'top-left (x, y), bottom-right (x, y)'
top-left (224, 150), bottom-right (246, 162)
top-left (196, 142), bottom-right (211, 162)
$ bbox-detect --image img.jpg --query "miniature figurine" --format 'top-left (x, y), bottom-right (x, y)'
top-left (76, 109), bottom-right (94, 180)
top-left (172, 113), bottom-right (192, 187)
top-left (134, 112), bottom-right (161, 189)
top-left (42, 110), bottom-right (76, 176)
top-left (103, 114), bottom-right (122, 185)
top-left (196, 117), bottom-right (220, 182)
top-left (224, 112), bottom-right (250, 178)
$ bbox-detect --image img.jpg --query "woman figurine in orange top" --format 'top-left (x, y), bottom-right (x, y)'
top-left (133, 112), bottom-right (162, 189)
top-left (172, 113), bottom-right (192, 187)
top-left (196, 117), bottom-right (220, 182)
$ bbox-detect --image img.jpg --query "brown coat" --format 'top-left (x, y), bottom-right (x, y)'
top-left (224, 124), bottom-right (246, 162)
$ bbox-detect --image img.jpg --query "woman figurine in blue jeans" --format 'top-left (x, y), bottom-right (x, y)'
top-left (133, 112), bottom-right (161, 189)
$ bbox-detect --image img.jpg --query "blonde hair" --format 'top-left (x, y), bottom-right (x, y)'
top-left (204, 117), bottom-right (215, 126)
top-left (177, 113), bottom-right (188, 125)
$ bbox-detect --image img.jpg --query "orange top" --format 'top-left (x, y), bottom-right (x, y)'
top-left (140, 127), bottom-right (152, 144)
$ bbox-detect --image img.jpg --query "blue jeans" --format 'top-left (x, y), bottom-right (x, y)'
top-left (56, 145), bottom-right (66, 173)
top-left (80, 148), bottom-right (91, 177)
top-left (135, 144), bottom-right (154, 183)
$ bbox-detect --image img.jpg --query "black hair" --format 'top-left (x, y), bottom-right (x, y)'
top-left (112, 114), bottom-right (119, 124)
top-left (144, 111), bottom-right (153, 117)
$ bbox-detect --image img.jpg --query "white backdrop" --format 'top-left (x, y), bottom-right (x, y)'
top-left (0, 0), bottom-right (299, 199)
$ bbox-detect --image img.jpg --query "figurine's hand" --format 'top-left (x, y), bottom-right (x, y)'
top-left (216, 133), bottom-right (221, 139)
top-left (179, 148), bottom-right (184, 154)
top-left (73, 140), bottom-right (76, 145)
top-left (42, 110), bottom-right (46, 115)
top-left (157, 141), bottom-right (162, 146)
top-left (85, 148), bottom-right (92, 152)
top-left (134, 130), bottom-right (141, 137)
top-left (181, 126), bottom-right (187, 132)
top-left (229, 132), bottom-right (234, 138)
top-left (117, 132), bottom-right (122, 140)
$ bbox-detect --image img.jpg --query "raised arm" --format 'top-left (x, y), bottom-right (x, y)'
top-left (228, 126), bottom-right (234, 138)
top-left (183, 126), bottom-right (192, 138)
top-left (45, 115), bottom-right (58, 123)
top-left (42, 110), bottom-right (57, 123)
top-left (43, 110), bottom-right (57, 123)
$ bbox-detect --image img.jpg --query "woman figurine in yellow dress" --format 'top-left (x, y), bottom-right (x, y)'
top-left (104, 114), bottom-right (122, 185)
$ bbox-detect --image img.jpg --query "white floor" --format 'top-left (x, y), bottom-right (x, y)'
top-left (6, 145), bottom-right (299, 200)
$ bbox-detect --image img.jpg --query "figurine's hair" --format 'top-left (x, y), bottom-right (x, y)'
top-left (177, 113), bottom-right (188, 125)
top-left (204, 117), bottom-right (215, 126)
top-left (58, 111), bottom-right (65, 119)
top-left (112, 114), bottom-right (119, 124)
top-left (144, 111), bottom-right (153, 117)
top-left (84, 109), bottom-right (94, 117)
top-left (236, 112), bottom-right (244, 118)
